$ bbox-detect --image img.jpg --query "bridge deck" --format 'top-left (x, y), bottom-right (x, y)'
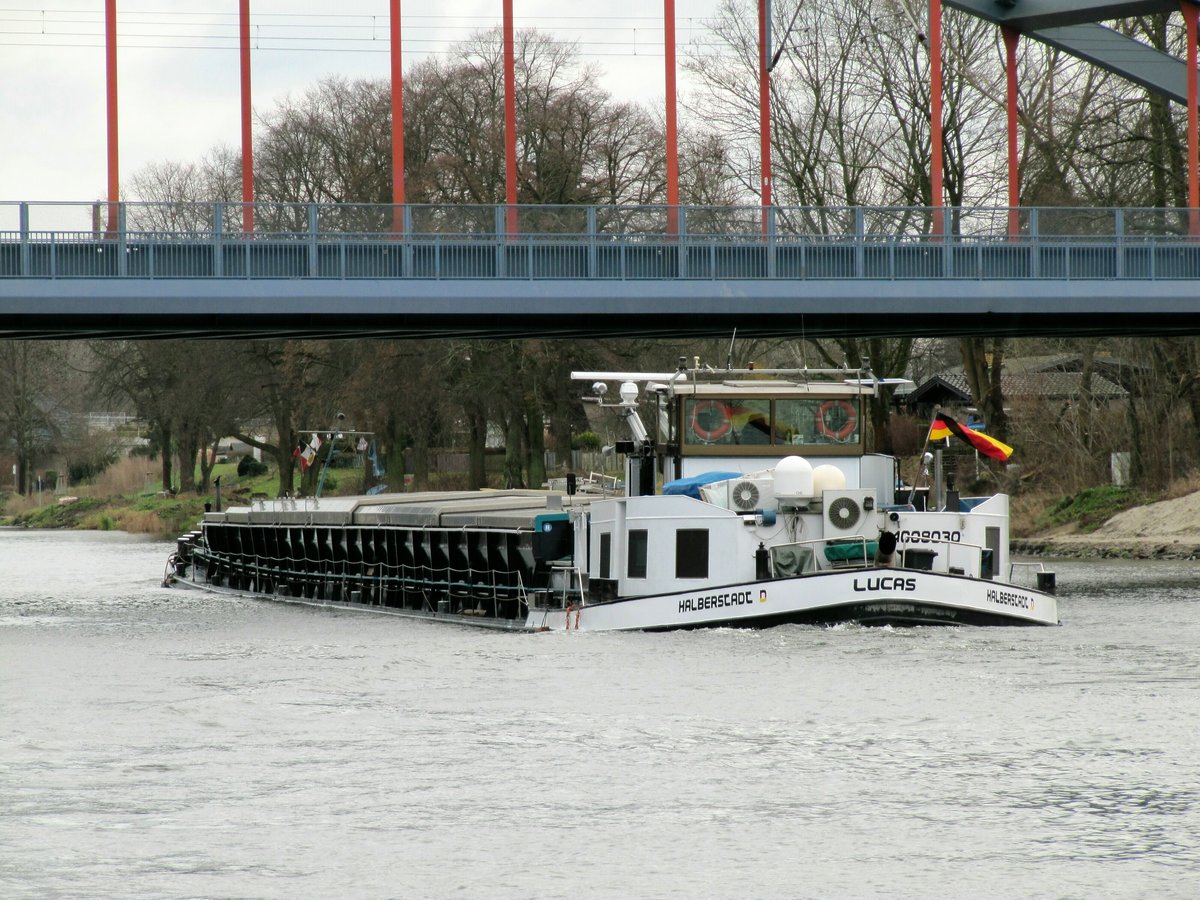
top-left (2, 203), bottom-right (1199, 339)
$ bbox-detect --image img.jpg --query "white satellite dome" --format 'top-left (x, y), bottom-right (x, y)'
top-left (812, 464), bottom-right (847, 494)
top-left (773, 455), bottom-right (813, 499)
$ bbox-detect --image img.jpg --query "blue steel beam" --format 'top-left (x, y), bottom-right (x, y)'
top-left (945, 0), bottom-right (1178, 31)
top-left (1, 277), bottom-right (1199, 340)
top-left (1034, 23), bottom-right (1190, 104)
top-left (947, 1), bottom-right (1194, 104)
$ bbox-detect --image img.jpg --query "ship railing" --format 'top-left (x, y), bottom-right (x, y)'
top-left (769, 534), bottom-right (989, 577)
top-left (575, 472), bottom-right (620, 496)
top-left (195, 547), bottom-right (534, 604)
top-left (561, 564), bottom-right (586, 608)
top-left (1008, 560), bottom-right (1052, 590)
top-left (860, 534), bottom-right (988, 577)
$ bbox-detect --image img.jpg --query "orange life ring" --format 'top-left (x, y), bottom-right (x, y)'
top-left (690, 400), bottom-right (732, 443)
top-left (816, 399), bottom-right (858, 441)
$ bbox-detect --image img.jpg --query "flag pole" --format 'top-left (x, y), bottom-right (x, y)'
top-left (907, 404), bottom-right (941, 507)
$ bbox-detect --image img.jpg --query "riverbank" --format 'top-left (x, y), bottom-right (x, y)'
top-left (6, 479), bottom-right (1200, 560)
top-left (1014, 489), bottom-right (1200, 560)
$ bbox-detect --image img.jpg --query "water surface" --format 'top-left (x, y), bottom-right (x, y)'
top-left (2, 531), bottom-right (1198, 897)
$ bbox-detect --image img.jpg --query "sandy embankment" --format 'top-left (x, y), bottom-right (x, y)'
top-left (1015, 492), bottom-right (1200, 560)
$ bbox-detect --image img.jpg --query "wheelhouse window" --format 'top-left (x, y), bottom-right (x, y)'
top-left (675, 529), bottom-right (709, 579)
top-left (627, 529), bottom-right (648, 579)
top-left (682, 396), bottom-right (862, 449)
top-left (776, 398), bottom-right (860, 445)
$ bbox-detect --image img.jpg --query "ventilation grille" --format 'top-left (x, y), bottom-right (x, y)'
top-left (827, 496), bottom-right (862, 531)
top-left (731, 480), bottom-right (761, 511)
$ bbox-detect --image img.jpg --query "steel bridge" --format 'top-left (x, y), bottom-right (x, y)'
top-left (1, 202), bottom-right (1199, 340)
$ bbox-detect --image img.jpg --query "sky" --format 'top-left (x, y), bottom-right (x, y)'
top-left (0, 0), bottom-right (727, 227)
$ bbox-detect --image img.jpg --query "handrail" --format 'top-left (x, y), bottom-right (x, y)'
top-left (3, 201), bottom-right (1199, 240)
top-left (6, 203), bottom-right (1200, 282)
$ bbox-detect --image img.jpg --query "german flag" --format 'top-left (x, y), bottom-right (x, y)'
top-left (929, 412), bottom-right (1013, 461)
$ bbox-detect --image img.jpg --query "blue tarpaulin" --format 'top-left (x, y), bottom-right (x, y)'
top-left (662, 471), bottom-right (743, 499)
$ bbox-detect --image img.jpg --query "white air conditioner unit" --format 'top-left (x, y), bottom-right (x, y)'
top-left (729, 476), bottom-right (775, 512)
top-left (823, 489), bottom-right (877, 540)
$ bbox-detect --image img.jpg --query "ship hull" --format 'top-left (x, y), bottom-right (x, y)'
top-left (169, 564), bottom-right (1057, 630)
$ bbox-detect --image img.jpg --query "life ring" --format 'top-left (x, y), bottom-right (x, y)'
top-left (690, 399), bottom-right (732, 443)
top-left (816, 399), bottom-right (858, 442)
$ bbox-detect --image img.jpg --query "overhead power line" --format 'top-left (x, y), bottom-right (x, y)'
top-left (0, 6), bottom-right (724, 58)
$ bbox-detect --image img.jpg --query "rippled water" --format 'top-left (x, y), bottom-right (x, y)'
top-left (2, 530), bottom-right (1199, 898)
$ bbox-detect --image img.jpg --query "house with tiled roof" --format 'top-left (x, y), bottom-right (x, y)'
top-left (901, 362), bottom-right (1128, 421)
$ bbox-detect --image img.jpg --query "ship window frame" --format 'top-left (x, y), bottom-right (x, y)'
top-left (627, 529), bottom-right (648, 579)
top-left (599, 532), bottom-right (612, 579)
top-left (675, 528), bottom-right (709, 579)
top-left (677, 394), bottom-right (864, 457)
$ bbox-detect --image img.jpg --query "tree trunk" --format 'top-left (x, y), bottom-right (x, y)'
top-left (159, 423), bottom-right (174, 493)
top-left (526, 402), bottom-right (546, 489)
top-left (960, 337), bottom-right (1009, 443)
top-left (467, 408), bottom-right (488, 489)
top-left (411, 434), bottom-right (430, 490)
top-left (176, 427), bottom-right (199, 494)
top-left (198, 434), bottom-right (221, 492)
top-left (502, 414), bottom-right (525, 489)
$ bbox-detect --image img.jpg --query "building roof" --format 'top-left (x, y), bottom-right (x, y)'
top-left (904, 369), bottom-right (1128, 406)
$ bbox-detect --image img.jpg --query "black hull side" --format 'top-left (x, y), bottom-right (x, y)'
top-left (643, 599), bottom-right (1049, 631)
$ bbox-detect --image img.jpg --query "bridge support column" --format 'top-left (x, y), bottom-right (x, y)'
top-left (389, 0), bottom-right (406, 233)
top-left (1183, 2), bottom-right (1199, 235)
top-left (104, 0), bottom-right (119, 234)
top-left (1002, 27), bottom-right (1020, 239)
top-left (664, 0), bottom-right (679, 236)
top-left (758, 0), bottom-right (772, 237)
top-left (503, 0), bottom-right (518, 237)
top-left (239, 0), bottom-right (254, 234)
top-left (929, 0), bottom-right (944, 237)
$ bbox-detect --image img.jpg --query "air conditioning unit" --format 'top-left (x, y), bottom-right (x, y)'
top-left (729, 476), bottom-right (775, 512)
top-left (823, 489), bottom-right (877, 540)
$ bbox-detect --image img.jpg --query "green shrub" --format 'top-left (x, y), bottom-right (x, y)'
top-left (237, 454), bottom-right (269, 478)
top-left (572, 431), bottom-right (602, 451)
top-left (1039, 485), bottom-right (1143, 532)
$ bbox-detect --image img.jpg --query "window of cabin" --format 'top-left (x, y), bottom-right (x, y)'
top-left (627, 529), bottom-right (648, 579)
top-left (775, 397), bottom-right (860, 445)
top-left (684, 398), bottom-right (735, 446)
top-left (599, 532), bottom-right (611, 579)
top-left (675, 529), bottom-right (709, 578)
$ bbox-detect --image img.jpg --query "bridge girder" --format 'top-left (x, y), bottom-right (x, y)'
top-left (2, 278), bottom-right (1199, 341)
top-left (945, 1), bottom-right (1179, 32)
top-left (946, 0), bottom-right (1196, 105)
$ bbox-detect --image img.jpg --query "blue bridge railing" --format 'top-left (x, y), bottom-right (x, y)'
top-left (3, 201), bottom-right (1200, 281)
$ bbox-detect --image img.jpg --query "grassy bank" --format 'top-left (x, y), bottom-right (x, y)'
top-left (5, 454), bottom-right (1195, 542)
top-left (0, 457), bottom-right (280, 538)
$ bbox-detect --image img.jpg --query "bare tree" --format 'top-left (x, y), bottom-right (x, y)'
top-left (0, 341), bottom-right (65, 494)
